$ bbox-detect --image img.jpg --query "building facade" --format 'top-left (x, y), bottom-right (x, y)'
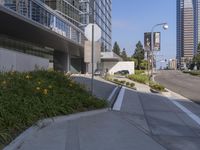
top-left (45, 0), bottom-right (112, 52)
top-left (177, 0), bottom-right (200, 68)
top-left (0, 0), bottom-right (85, 72)
top-left (44, 0), bottom-right (82, 27)
top-left (168, 59), bottom-right (177, 70)
top-left (0, 0), bottom-right (112, 73)
top-left (80, 0), bottom-right (112, 52)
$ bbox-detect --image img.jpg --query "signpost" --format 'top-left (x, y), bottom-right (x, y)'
top-left (85, 23), bottom-right (101, 95)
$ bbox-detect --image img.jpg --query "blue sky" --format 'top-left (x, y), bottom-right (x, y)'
top-left (112, 0), bottom-right (176, 61)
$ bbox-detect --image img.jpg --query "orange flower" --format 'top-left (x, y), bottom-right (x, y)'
top-left (26, 75), bottom-right (30, 79)
top-left (43, 89), bottom-right (48, 95)
top-left (2, 81), bottom-right (6, 85)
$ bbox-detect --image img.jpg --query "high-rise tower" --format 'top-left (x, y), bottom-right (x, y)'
top-left (177, 0), bottom-right (199, 68)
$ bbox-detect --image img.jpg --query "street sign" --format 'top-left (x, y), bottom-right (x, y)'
top-left (144, 32), bottom-right (151, 51)
top-left (85, 24), bottom-right (101, 42)
top-left (144, 32), bottom-right (161, 51)
top-left (154, 32), bottom-right (161, 51)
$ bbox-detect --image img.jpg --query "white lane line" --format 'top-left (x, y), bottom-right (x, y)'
top-left (108, 86), bottom-right (118, 102)
top-left (113, 87), bottom-right (126, 111)
top-left (169, 98), bottom-right (200, 126)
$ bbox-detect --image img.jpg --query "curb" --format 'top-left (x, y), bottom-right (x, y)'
top-left (110, 86), bottom-right (122, 109)
top-left (3, 109), bottom-right (108, 150)
top-left (150, 88), bottom-right (160, 94)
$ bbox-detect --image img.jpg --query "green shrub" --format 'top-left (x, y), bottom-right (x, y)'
top-left (183, 70), bottom-right (200, 76)
top-left (135, 70), bottom-right (145, 75)
top-left (0, 71), bottom-right (107, 148)
top-left (190, 71), bottom-right (200, 76)
top-left (113, 79), bottom-right (119, 83)
top-left (130, 83), bottom-right (135, 87)
top-left (120, 80), bottom-right (126, 85)
top-left (126, 82), bottom-right (130, 86)
top-left (149, 82), bottom-right (165, 92)
top-left (128, 74), bottom-right (149, 84)
top-left (183, 71), bottom-right (190, 74)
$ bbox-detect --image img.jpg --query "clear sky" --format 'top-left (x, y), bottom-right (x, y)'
top-left (112, 0), bottom-right (176, 62)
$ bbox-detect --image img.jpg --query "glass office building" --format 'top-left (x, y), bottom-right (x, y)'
top-left (0, 0), bottom-right (112, 72)
top-left (1, 0), bottom-right (85, 72)
top-left (80, 0), bottom-right (112, 52)
top-left (44, 0), bottom-right (82, 27)
top-left (44, 0), bottom-right (112, 52)
top-left (177, 0), bottom-right (200, 68)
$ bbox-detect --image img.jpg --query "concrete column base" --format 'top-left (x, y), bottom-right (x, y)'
top-left (53, 51), bottom-right (69, 72)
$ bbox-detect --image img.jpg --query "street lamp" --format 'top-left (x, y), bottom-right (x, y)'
top-left (150, 23), bottom-right (168, 77)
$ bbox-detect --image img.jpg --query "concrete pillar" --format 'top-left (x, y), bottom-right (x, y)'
top-left (53, 51), bottom-right (69, 72)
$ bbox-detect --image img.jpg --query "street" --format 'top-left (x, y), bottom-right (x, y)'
top-left (155, 70), bottom-right (200, 103)
top-left (9, 76), bottom-right (200, 150)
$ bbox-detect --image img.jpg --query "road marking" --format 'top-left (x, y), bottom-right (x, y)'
top-left (170, 98), bottom-right (200, 126)
top-left (113, 87), bottom-right (126, 111)
top-left (108, 86), bottom-right (118, 102)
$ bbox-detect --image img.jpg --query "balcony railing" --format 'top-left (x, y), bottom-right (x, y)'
top-left (0, 0), bottom-right (85, 46)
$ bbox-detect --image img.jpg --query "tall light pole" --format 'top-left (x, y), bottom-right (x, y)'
top-left (84, 4), bottom-right (101, 95)
top-left (151, 23), bottom-right (168, 77)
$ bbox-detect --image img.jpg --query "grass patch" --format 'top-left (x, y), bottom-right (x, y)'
top-left (128, 74), bottom-right (149, 84)
top-left (0, 71), bottom-right (107, 148)
top-left (135, 70), bottom-right (145, 75)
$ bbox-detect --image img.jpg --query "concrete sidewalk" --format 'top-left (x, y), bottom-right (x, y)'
top-left (16, 110), bottom-right (166, 150)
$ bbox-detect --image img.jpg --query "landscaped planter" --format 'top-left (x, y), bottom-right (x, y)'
top-left (150, 88), bottom-right (161, 94)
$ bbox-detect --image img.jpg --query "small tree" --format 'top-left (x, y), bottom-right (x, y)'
top-left (198, 43), bottom-right (200, 52)
top-left (112, 42), bottom-right (121, 56)
top-left (140, 60), bottom-right (148, 70)
top-left (130, 58), bottom-right (138, 69)
top-left (193, 54), bottom-right (200, 70)
top-left (132, 41), bottom-right (145, 69)
top-left (121, 48), bottom-right (128, 61)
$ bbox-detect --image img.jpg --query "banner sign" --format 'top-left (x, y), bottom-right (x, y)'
top-left (144, 32), bottom-right (161, 51)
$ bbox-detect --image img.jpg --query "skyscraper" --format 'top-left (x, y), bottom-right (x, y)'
top-left (177, 0), bottom-right (199, 68)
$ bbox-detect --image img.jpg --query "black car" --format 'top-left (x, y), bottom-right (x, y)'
top-left (114, 70), bottom-right (129, 75)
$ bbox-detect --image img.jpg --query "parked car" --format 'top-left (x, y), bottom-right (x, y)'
top-left (94, 70), bottom-right (101, 76)
top-left (114, 70), bottom-right (129, 75)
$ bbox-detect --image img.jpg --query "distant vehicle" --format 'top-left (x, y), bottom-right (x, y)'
top-left (114, 70), bottom-right (129, 75)
top-left (94, 70), bottom-right (101, 76)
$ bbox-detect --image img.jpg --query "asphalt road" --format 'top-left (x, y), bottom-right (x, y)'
top-left (155, 70), bottom-right (200, 103)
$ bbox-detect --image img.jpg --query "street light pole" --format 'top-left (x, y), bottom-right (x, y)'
top-left (91, 23), bottom-right (94, 95)
top-left (84, 2), bottom-right (101, 96)
top-left (91, 6), bottom-right (95, 95)
top-left (150, 23), bottom-right (168, 78)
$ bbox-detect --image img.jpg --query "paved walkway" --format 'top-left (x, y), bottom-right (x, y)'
top-left (17, 110), bottom-right (166, 150)
top-left (5, 76), bottom-right (200, 150)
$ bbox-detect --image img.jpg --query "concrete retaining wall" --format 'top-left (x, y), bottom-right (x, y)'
top-left (108, 61), bottom-right (135, 75)
top-left (0, 48), bottom-right (49, 72)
